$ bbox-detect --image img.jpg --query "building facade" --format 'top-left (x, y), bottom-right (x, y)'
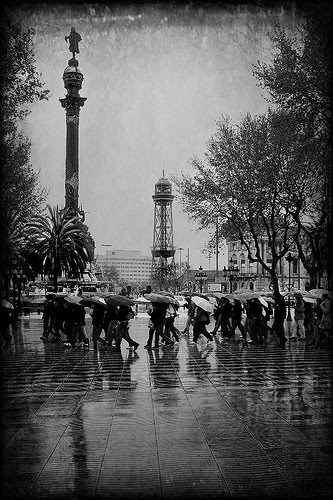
top-left (96, 250), bottom-right (152, 285)
top-left (226, 239), bottom-right (310, 292)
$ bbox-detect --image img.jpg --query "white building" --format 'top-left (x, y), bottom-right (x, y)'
top-left (227, 239), bottom-right (310, 292)
top-left (96, 249), bottom-right (152, 284)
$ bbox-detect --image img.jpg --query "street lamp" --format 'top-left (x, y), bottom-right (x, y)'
top-left (178, 247), bottom-right (183, 276)
top-left (222, 259), bottom-right (239, 293)
top-left (285, 252), bottom-right (295, 322)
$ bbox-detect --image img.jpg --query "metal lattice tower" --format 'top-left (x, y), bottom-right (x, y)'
top-left (151, 173), bottom-right (176, 279)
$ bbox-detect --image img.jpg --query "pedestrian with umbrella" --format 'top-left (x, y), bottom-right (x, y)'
top-left (230, 298), bottom-right (245, 342)
top-left (272, 294), bottom-right (287, 348)
top-left (114, 305), bottom-right (139, 352)
top-left (191, 296), bottom-right (214, 345)
top-left (212, 296), bottom-right (232, 339)
top-left (145, 294), bottom-right (174, 348)
top-left (90, 302), bottom-right (107, 349)
top-left (181, 296), bottom-right (195, 336)
top-left (313, 293), bottom-right (332, 348)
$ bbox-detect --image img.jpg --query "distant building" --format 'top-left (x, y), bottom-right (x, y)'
top-left (96, 249), bottom-right (152, 284)
top-left (226, 239), bottom-right (310, 292)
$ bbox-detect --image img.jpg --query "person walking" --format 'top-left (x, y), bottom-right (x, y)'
top-left (144, 304), bottom-right (158, 349)
top-left (114, 305), bottom-right (139, 352)
top-left (72, 303), bottom-right (89, 347)
top-left (192, 305), bottom-right (214, 344)
top-left (230, 298), bottom-right (245, 342)
top-left (181, 297), bottom-right (195, 336)
top-left (40, 295), bottom-right (56, 342)
top-left (150, 302), bottom-right (174, 348)
top-left (313, 294), bottom-right (332, 348)
top-left (103, 304), bottom-right (118, 346)
top-left (291, 295), bottom-right (306, 340)
top-left (272, 294), bottom-right (287, 348)
top-left (164, 303), bottom-right (180, 343)
top-left (308, 298), bottom-right (323, 347)
top-left (212, 297), bottom-right (232, 339)
top-left (248, 298), bottom-right (264, 345)
top-left (304, 300), bottom-right (315, 337)
top-left (91, 303), bottom-right (107, 349)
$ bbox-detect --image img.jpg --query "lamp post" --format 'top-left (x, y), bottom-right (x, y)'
top-left (285, 252), bottom-right (294, 322)
top-left (222, 259), bottom-right (239, 293)
top-left (178, 247), bottom-right (183, 275)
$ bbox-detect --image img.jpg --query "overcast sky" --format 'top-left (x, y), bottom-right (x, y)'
top-left (17, 2), bottom-right (301, 269)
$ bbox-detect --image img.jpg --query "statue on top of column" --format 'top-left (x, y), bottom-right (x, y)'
top-left (65, 27), bottom-right (82, 58)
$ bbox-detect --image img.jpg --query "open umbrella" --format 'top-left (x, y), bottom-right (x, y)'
top-left (64, 295), bottom-right (83, 306)
top-left (104, 294), bottom-right (135, 306)
top-left (308, 289), bottom-right (333, 299)
top-left (30, 297), bottom-right (47, 305)
top-left (80, 296), bottom-right (107, 307)
top-left (1, 299), bottom-right (14, 310)
top-left (191, 295), bottom-right (213, 313)
top-left (134, 296), bottom-right (151, 304)
top-left (236, 291), bottom-right (263, 303)
top-left (144, 293), bottom-right (170, 304)
top-left (258, 296), bottom-right (269, 308)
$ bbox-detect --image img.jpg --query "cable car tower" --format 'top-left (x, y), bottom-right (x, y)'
top-left (151, 172), bottom-right (176, 281)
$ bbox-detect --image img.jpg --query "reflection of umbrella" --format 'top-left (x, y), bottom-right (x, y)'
top-left (1, 299), bottom-right (14, 310)
top-left (31, 297), bottom-right (47, 304)
top-left (64, 295), bottom-right (83, 306)
top-left (144, 293), bottom-right (170, 304)
top-left (191, 295), bottom-right (213, 313)
top-left (104, 294), bottom-right (135, 306)
top-left (80, 296), bottom-right (107, 307)
top-left (308, 289), bottom-right (333, 299)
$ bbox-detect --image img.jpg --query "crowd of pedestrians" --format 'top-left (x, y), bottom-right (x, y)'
top-left (175, 292), bottom-right (332, 349)
top-left (1, 289), bottom-right (332, 351)
top-left (39, 294), bottom-right (140, 352)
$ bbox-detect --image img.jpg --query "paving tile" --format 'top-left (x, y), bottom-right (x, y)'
top-left (1, 314), bottom-right (332, 499)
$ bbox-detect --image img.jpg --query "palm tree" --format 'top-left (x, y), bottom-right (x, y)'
top-left (25, 205), bottom-right (92, 291)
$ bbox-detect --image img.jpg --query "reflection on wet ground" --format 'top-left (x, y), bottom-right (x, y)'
top-left (1, 313), bottom-right (332, 498)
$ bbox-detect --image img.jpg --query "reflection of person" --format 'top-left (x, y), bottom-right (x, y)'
top-left (65, 27), bottom-right (82, 57)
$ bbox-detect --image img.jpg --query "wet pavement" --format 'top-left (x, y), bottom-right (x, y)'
top-left (1, 311), bottom-right (332, 499)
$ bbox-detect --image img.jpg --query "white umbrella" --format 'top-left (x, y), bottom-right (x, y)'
top-left (303, 297), bottom-right (317, 304)
top-left (134, 296), bottom-right (151, 304)
top-left (308, 289), bottom-right (333, 299)
top-left (258, 296), bottom-right (269, 308)
top-left (191, 295), bottom-right (213, 313)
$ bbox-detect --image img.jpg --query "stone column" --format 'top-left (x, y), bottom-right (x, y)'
top-left (59, 58), bottom-right (86, 212)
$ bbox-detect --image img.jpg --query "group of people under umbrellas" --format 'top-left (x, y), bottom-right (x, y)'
top-left (178, 289), bottom-right (332, 349)
top-left (41, 292), bottom-right (139, 351)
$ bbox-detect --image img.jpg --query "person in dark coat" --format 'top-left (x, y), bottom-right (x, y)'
top-left (248, 298), bottom-right (264, 344)
top-left (212, 297), bottom-right (232, 339)
top-left (230, 299), bottom-right (245, 341)
top-left (272, 295), bottom-right (287, 348)
top-left (192, 305), bottom-right (214, 344)
top-left (103, 304), bottom-right (118, 345)
top-left (91, 303), bottom-right (107, 349)
top-left (150, 302), bottom-right (174, 348)
top-left (114, 305), bottom-right (139, 352)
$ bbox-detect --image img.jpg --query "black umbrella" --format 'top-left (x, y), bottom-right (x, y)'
top-left (80, 296), bottom-right (107, 308)
top-left (104, 294), bottom-right (135, 306)
top-left (144, 293), bottom-right (170, 304)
